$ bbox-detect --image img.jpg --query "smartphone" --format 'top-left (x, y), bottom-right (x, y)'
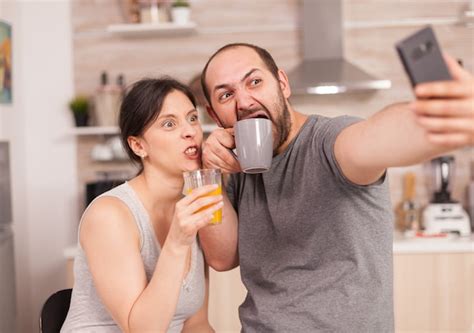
top-left (395, 26), bottom-right (451, 87)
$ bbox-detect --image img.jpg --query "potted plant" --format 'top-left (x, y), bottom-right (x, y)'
top-left (69, 95), bottom-right (90, 127)
top-left (171, 0), bottom-right (191, 25)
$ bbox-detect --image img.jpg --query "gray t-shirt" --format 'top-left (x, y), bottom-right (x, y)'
top-left (227, 115), bottom-right (394, 332)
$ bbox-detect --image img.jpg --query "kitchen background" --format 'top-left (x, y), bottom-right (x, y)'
top-left (0, 0), bottom-right (473, 332)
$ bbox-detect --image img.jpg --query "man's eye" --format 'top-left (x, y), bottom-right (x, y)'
top-left (250, 78), bottom-right (262, 86)
top-left (219, 92), bottom-right (232, 101)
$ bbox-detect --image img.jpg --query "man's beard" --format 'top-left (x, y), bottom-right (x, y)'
top-left (272, 90), bottom-right (291, 152)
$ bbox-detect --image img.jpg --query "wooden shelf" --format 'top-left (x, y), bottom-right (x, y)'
top-left (72, 124), bottom-right (217, 136)
top-left (106, 22), bottom-right (197, 37)
top-left (72, 126), bottom-right (119, 136)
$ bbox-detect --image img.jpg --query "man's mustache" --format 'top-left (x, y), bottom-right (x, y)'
top-left (237, 106), bottom-right (273, 122)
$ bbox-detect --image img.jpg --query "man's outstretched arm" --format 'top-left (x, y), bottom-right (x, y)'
top-left (335, 54), bottom-right (473, 186)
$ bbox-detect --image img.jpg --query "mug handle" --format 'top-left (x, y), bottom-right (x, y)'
top-left (229, 148), bottom-right (238, 160)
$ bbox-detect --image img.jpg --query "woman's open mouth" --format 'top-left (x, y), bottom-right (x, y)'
top-left (184, 146), bottom-right (200, 159)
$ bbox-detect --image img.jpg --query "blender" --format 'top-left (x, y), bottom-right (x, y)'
top-left (422, 156), bottom-right (471, 236)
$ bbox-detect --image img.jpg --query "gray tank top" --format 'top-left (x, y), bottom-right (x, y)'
top-left (61, 182), bottom-right (205, 333)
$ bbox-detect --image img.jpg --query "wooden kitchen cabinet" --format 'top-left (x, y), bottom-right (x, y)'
top-left (215, 253), bottom-right (474, 332)
top-left (208, 268), bottom-right (246, 332)
top-left (66, 251), bottom-right (473, 332)
top-left (394, 252), bottom-right (474, 332)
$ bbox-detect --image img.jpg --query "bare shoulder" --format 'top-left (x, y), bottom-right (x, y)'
top-left (80, 196), bottom-right (140, 251)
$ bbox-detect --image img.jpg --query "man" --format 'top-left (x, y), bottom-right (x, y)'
top-left (197, 43), bottom-right (474, 332)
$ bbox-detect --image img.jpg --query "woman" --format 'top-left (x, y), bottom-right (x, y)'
top-left (62, 78), bottom-right (222, 332)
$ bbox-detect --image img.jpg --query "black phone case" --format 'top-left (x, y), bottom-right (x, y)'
top-left (395, 26), bottom-right (451, 87)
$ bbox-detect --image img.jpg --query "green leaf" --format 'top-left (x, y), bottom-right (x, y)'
top-left (69, 96), bottom-right (89, 115)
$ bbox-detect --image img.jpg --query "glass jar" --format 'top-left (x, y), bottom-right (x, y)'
top-left (139, 0), bottom-right (169, 24)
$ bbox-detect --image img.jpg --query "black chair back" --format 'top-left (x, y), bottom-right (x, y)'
top-left (39, 289), bottom-right (72, 333)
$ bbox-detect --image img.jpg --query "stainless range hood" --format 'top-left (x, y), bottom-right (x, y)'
top-left (288, 0), bottom-right (391, 95)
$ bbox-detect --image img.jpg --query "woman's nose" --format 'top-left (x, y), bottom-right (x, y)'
top-left (182, 121), bottom-right (197, 138)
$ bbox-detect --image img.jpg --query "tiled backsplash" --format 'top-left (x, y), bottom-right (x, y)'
top-left (72, 0), bottom-right (473, 218)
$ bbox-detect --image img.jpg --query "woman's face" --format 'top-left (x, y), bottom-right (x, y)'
top-left (141, 90), bottom-right (203, 175)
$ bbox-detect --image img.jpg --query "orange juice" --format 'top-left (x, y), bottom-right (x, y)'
top-left (188, 185), bottom-right (222, 224)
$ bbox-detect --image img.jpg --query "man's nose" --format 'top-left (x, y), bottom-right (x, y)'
top-left (235, 91), bottom-right (256, 114)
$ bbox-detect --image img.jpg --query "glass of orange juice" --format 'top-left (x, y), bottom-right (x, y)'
top-left (183, 169), bottom-right (222, 225)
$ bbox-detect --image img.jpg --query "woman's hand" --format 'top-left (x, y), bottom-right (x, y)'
top-left (167, 184), bottom-right (223, 249)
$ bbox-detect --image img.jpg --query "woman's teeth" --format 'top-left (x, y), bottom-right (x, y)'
top-left (185, 147), bottom-right (197, 156)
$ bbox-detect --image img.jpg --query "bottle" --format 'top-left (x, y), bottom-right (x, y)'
top-left (468, 182), bottom-right (474, 232)
top-left (94, 71), bottom-right (122, 126)
top-left (139, 0), bottom-right (169, 24)
top-left (467, 160), bottom-right (474, 232)
top-left (396, 172), bottom-right (421, 234)
top-left (116, 74), bottom-right (126, 95)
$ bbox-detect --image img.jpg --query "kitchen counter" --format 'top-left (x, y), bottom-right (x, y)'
top-left (63, 233), bottom-right (474, 259)
top-left (393, 232), bottom-right (474, 254)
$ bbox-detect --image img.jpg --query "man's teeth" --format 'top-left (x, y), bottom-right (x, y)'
top-left (185, 147), bottom-right (197, 155)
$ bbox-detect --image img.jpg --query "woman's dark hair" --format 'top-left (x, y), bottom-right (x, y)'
top-left (119, 77), bottom-right (197, 173)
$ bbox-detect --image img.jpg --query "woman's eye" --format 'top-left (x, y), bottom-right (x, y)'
top-left (190, 114), bottom-right (199, 122)
top-left (162, 120), bottom-right (175, 128)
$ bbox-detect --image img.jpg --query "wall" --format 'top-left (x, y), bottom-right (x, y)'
top-left (0, 1), bottom-right (77, 332)
top-left (0, 3), bottom-right (24, 332)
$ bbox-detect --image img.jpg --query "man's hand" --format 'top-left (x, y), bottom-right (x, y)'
top-left (411, 54), bottom-right (474, 148)
top-left (202, 127), bottom-right (242, 174)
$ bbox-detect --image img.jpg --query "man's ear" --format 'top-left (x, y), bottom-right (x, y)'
top-left (127, 136), bottom-right (147, 158)
top-left (206, 105), bottom-right (224, 128)
top-left (277, 69), bottom-right (292, 99)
